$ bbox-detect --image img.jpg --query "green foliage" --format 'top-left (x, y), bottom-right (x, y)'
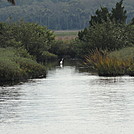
top-left (14, 47), bottom-right (34, 59)
top-left (111, 0), bottom-right (127, 24)
top-left (41, 51), bottom-right (57, 61)
top-left (89, 7), bottom-right (110, 26)
top-left (109, 47), bottom-right (134, 60)
top-left (0, 48), bottom-right (24, 82)
top-left (109, 47), bottom-right (134, 76)
top-left (78, 21), bottom-right (132, 55)
top-left (0, 0), bottom-right (134, 30)
top-left (77, 1), bottom-right (134, 57)
top-left (89, 0), bottom-right (127, 25)
top-left (14, 57), bottom-right (46, 79)
top-left (10, 22), bottom-right (55, 61)
top-left (49, 40), bottom-right (77, 58)
top-left (0, 22), bottom-right (55, 61)
top-left (0, 48), bottom-right (46, 84)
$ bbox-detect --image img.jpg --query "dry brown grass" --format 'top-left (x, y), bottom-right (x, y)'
top-left (85, 50), bottom-right (134, 76)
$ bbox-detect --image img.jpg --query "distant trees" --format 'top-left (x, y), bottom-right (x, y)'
top-left (89, 0), bottom-right (127, 25)
top-left (0, 0), bottom-right (133, 30)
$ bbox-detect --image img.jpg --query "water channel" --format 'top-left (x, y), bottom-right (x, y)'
top-left (0, 60), bottom-right (134, 134)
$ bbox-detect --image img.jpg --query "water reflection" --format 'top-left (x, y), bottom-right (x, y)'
top-left (0, 87), bottom-right (22, 124)
top-left (94, 76), bottom-right (134, 85)
top-left (0, 60), bottom-right (134, 134)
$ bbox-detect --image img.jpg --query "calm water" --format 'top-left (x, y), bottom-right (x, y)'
top-left (0, 61), bottom-right (134, 134)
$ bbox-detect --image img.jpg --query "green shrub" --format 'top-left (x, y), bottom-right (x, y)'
top-left (0, 58), bottom-right (25, 82)
top-left (41, 51), bottom-right (57, 61)
top-left (49, 40), bottom-right (77, 58)
top-left (0, 22), bottom-right (55, 61)
top-left (14, 57), bottom-right (46, 79)
top-left (0, 48), bottom-right (46, 85)
top-left (78, 22), bottom-right (133, 57)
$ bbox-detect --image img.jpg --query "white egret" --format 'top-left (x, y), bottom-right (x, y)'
top-left (60, 58), bottom-right (64, 67)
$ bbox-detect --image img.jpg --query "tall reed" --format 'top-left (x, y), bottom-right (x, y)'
top-left (85, 50), bottom-right (133, 76)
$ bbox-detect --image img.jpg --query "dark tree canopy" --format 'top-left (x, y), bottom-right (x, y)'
top-left (7, 0), bottom-right (15, 5)
top-left (0, 0), bottom-right (133, 30)
top-left (111, 0), bottom-right (127, 24)
top-left (89, 0), bottom-right (127, 26)
top-left (89, 7), bottom-right (110, 26)
top-left (77, 0), bottom-right (133, 55)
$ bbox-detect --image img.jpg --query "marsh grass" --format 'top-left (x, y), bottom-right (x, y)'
top-left (109, 47), bottom-right (134, 76)
top-left (109, 47), bottom-right (134, 60)
top-left (0, 48), bottom-right (46, 85)
top-left (85, 48), bottom-right (134, 76)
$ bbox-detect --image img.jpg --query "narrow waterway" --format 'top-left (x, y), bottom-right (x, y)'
top-left (0, 60), bottom-right (134, 134)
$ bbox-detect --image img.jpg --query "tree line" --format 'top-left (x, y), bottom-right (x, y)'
top-left (0, 0), bottom-right (134, 30)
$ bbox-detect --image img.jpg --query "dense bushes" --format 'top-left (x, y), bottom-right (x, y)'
top-left (0, 58), bottom-right (23, 82)
top-left (49, 40), bottom-right (77, 58)
top-left (0, 22), bottom-right (56, 61)
top-left (0, 48), bottom-right (46, 84)
top-left (15, 57), bottom-right (46, 78)
top-left (78, 22), bottom-right (133, 56)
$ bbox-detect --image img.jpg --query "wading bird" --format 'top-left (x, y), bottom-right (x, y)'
top-left (60, 58), bottom-right (64, 68)
top-left (60, 58), bottom-right (64, 65)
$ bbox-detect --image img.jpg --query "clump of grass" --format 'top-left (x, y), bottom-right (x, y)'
top-left (85, 49), bottom-right (134, 76)
top-left (109, 47), bottom-right (134, 60)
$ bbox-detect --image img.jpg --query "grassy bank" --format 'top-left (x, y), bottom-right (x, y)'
top-left (85, 47), bottom-right (134, 76)
top-left (0, 48), bottom-right (46, 85)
